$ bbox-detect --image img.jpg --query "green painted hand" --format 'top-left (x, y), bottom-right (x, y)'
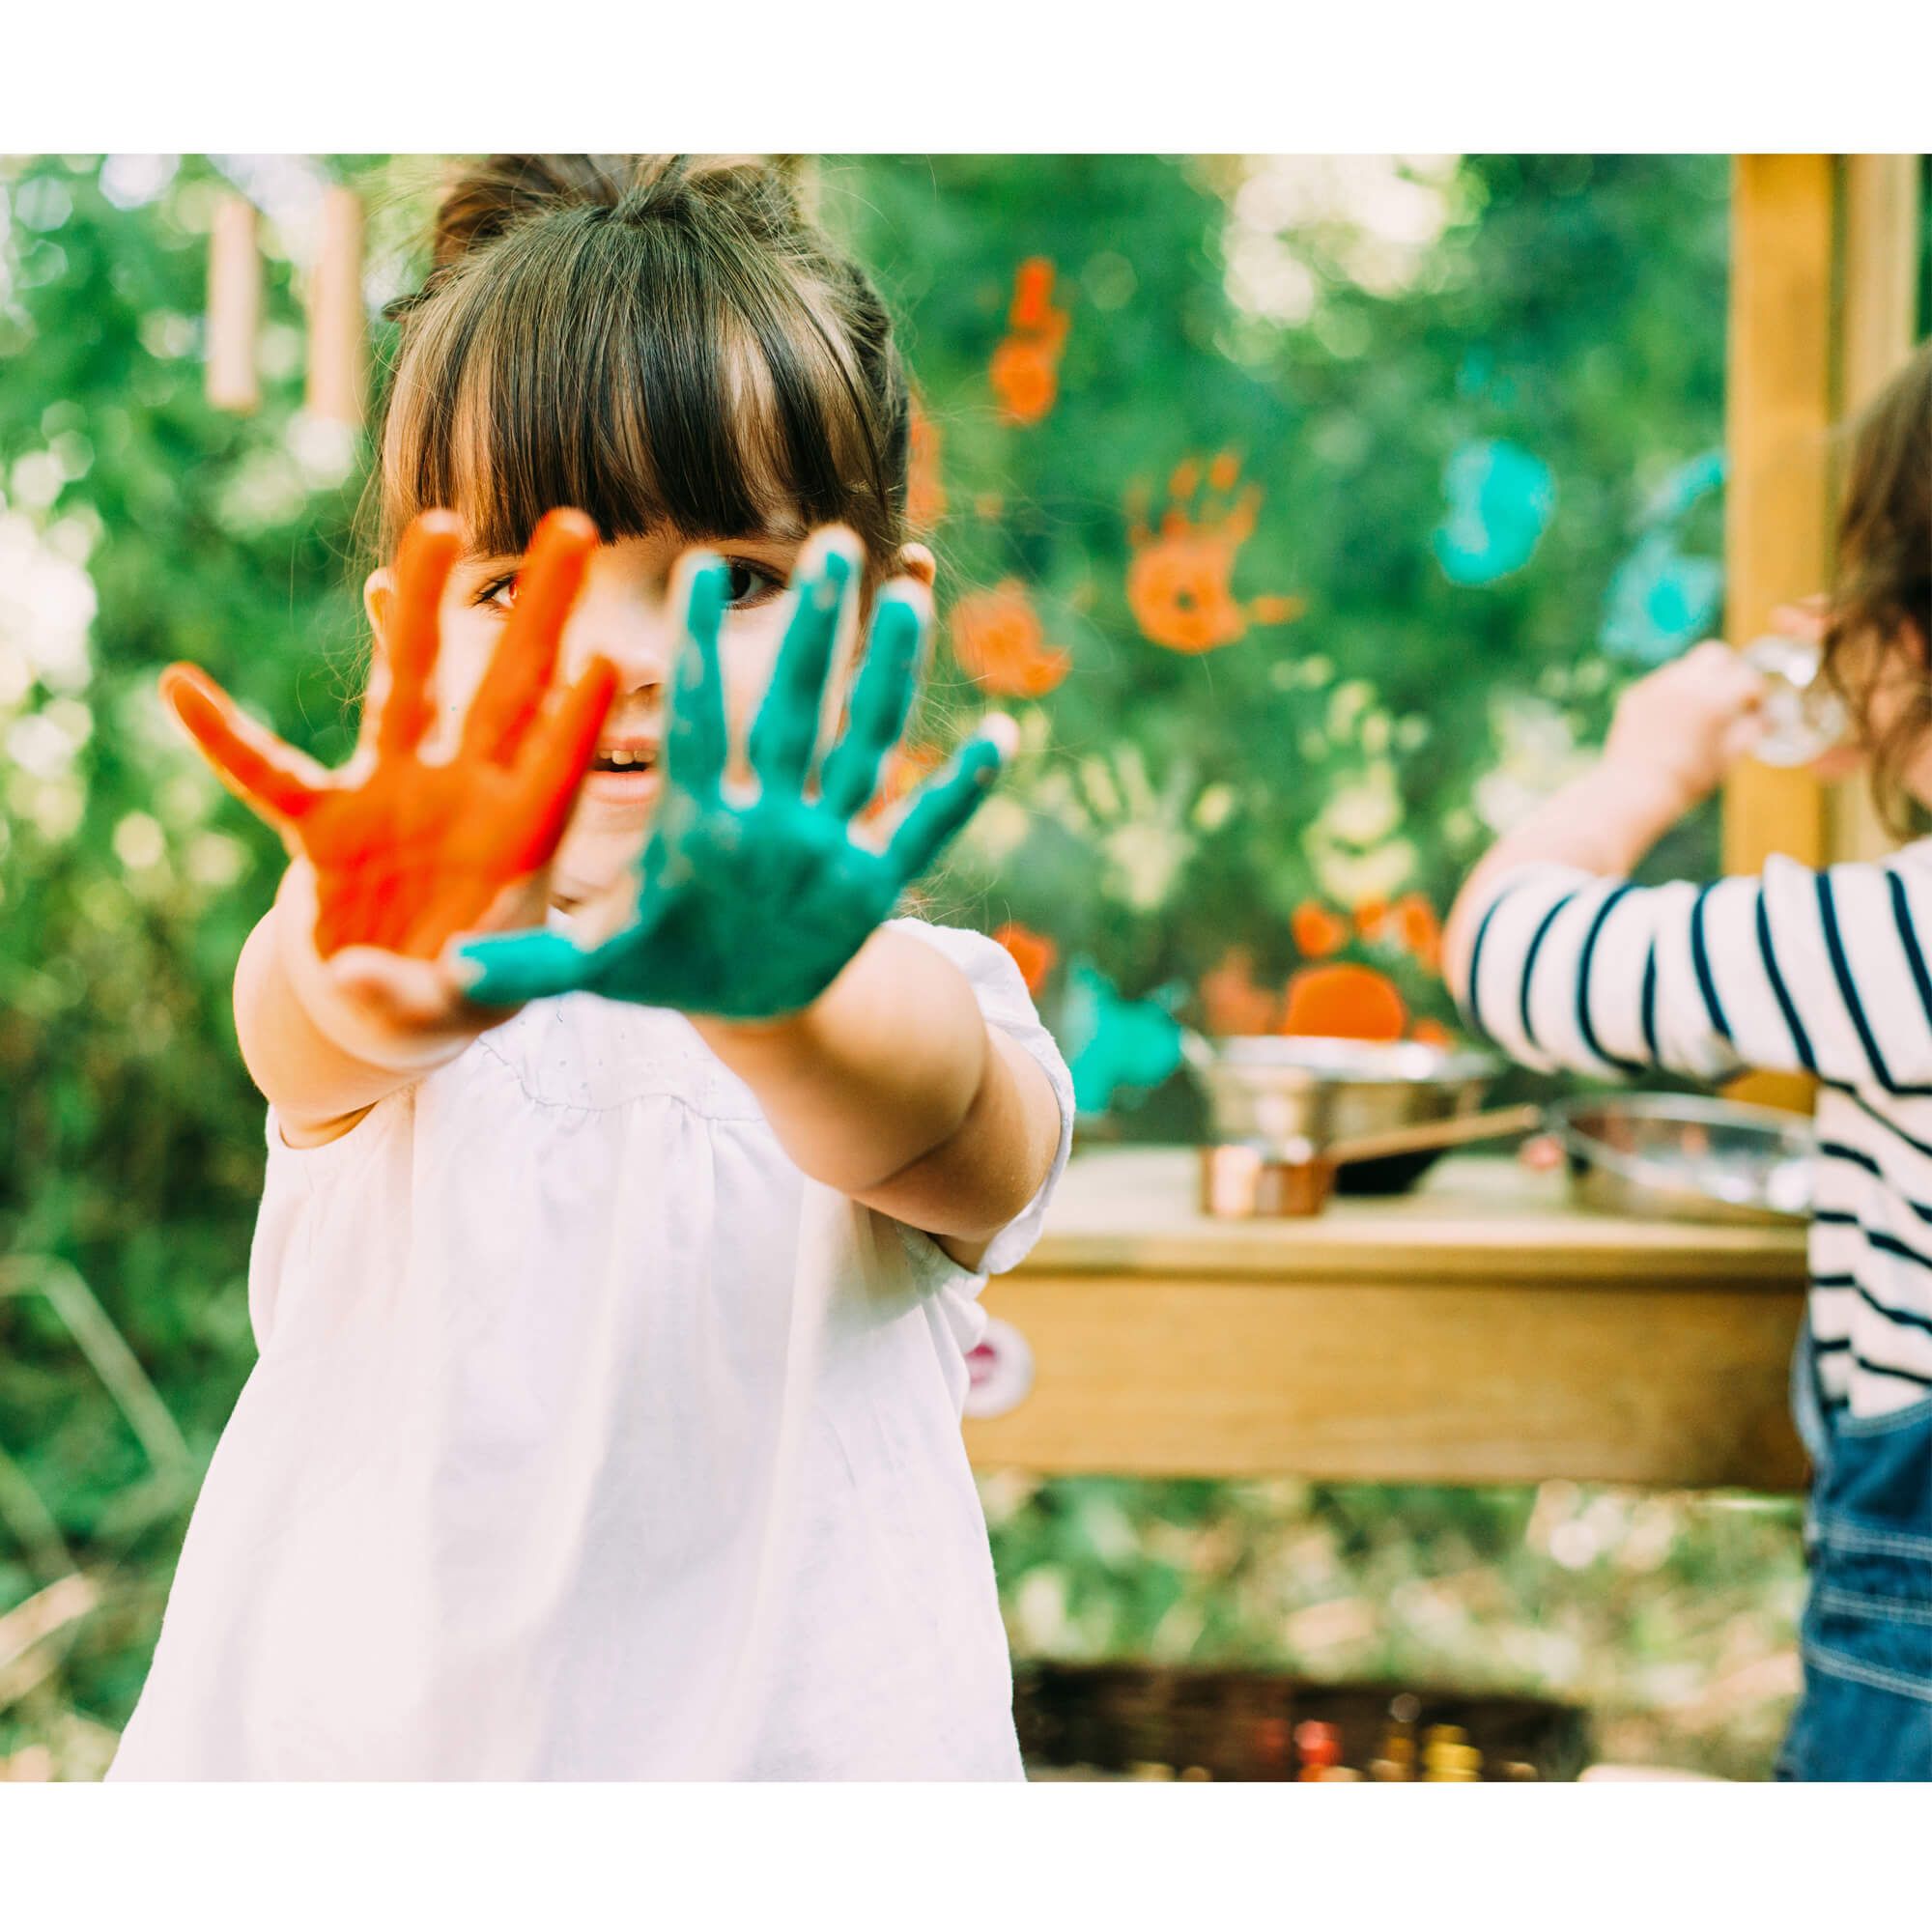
top-left (455, 551), bottom-right (1008, 1018)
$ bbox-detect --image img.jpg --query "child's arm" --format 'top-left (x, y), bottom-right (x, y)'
top-left (1444, 640), bottom-right (1932, 1094)
top-left (692, 927), bottom-right (1062, 1264)
top-left (1447, 641), bottom-right (1763, 964)
top-left (167, 510), bottom-right (614, 1144)
top-left (233, 861), bottom-right (536, 1146)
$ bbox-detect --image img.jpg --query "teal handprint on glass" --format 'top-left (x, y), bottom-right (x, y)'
top-left (1432, 438), bottom-right (1557, 586)
top-left (1600, 449), bottom-right (1726, 665)
top-left (457, 551), bottom-right (1006, 1019)
top-left (1059, 957), bottom-right (1185, 1118)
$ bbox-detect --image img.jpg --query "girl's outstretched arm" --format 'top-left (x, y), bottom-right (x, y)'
top-left (232, 859), bottom-right (550, 1146)
top-left (166, 509), bottom-right (614, 1145)
top-left (692, 928), bottom-right (1063, 1267)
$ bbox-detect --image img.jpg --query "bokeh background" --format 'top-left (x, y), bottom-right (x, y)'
top-left (7, 154), bottom-right (1927, 1779)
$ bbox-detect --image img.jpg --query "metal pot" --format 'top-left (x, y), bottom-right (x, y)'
top-left (1183, 1035), bottom-right (1500, 1194)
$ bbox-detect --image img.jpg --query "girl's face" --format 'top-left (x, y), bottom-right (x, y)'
top-left (363, 521), bottom-right (936, 921)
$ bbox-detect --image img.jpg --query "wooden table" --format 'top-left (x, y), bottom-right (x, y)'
top-left (964, 1149), bottom-right (1811, 1492)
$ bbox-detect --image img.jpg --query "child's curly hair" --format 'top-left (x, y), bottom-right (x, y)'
top-left (1824, 339), bottom-right (1932, 836)
top-left (356, 155), bottom-right (913, 588)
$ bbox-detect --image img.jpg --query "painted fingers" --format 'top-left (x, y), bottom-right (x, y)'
top-left (749, 545), bottom-right (856, 793)
top-left (882, 714), bottom-right (1015, 886)
top-left (157, 662), bottom-right (329, 832)
top-left (818, 590), bottom-right (926, 821)
top-left (459, 508), bottom-right (601, 765)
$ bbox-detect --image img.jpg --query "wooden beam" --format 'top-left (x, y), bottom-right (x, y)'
top-left (1723, 154), bottom-right (1923, 885)
top-left (305, 184), bottom-right (366, 428)
top-left (1828, 155), bottom-right (1924, 863)
top-left (205, 193), bottom-right (261, 414)
top-left (967, 1271), bottom-right (1807, 1491)
top-left (1721, 156), bottom-right (1837, 882)
top-left (1839, 156), bottom-right (1923, 413)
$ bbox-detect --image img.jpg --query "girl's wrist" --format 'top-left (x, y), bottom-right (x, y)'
top-left (1596, 750), bottom-right (1708, 830)
top-left (273, 863), bottom-right (482, 1075)
top-left (691, 929), bottom-right (987, 1191)
top-left (686, 952), bottom-right (860, 1064)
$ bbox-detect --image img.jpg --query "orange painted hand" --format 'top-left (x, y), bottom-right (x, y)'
top-left (160, 507), bottom-right (617, 964)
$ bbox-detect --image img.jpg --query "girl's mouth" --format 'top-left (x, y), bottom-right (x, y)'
top-left (581, 739), bottom-right (662, 804)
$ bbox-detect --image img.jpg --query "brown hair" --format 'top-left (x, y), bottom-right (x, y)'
top-left (1824, 338), bottom-right (1932, 835)
top-left (356, 155), bottom-right (912, 582)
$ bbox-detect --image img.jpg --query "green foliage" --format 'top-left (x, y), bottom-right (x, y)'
top-left (0, 154), bottom-right (1805, 1777)
top-left (834, 157), bottom-right (1730, 1044)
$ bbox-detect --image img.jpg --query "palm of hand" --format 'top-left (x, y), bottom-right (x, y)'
top-left (159, 510), bottom-right (615, 962)
top-left (458, 549), bottom-right (1006, 1020)
top-left (294, 753), bottom-right (566, 957)
top-left (583, 786), bottom-right (904, 1018)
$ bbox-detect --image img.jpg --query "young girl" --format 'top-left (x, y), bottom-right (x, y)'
top-left (1446, 341), bottom-right (1932, 1781)
top-left (107, 155), bottom-right (1073, 1780)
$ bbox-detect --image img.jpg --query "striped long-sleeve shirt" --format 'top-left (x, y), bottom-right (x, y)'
top-left (1454, 843), bottom-right (1932, 1419)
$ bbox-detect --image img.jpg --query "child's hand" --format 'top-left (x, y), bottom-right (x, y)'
top-left (453, 545), bottom-right (1009, 1019)
top-left (1603, 639), bottom-right (1767, 811)
top-left (161, 508), bottom-right (616, 1038)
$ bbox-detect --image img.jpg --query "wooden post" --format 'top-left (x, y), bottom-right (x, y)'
top-left (1828, 155), bottom-right (1924, 863)
top-left (1725, 154), bottom-right (1924, 877)
top-left (1721, 156), bottom-right (1836, 881)
top-left (1721, 157), bottom-right (1836, 1112)
top-left (305, 184), bottom-right (366, 428)
top-left (1721, 154), bottom-right (1924, 1110)
top-left (1839, 156), bottom-right (1923, 413)
top-left (205, 192), bottom-right (261, 414)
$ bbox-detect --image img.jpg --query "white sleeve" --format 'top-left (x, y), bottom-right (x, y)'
top-left (1453, 854), bottom-right (1932, 1095)
top-left (886, 917), bottom-right (1076, 1276)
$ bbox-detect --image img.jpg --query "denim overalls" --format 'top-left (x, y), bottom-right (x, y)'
top-left (1776, 1321), bottom-right (1932, 1780)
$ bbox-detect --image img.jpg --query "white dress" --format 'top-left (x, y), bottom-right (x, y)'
top-left (107, 919), bottom-right (1074, 1780)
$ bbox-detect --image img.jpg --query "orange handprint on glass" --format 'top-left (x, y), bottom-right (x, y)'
top-left (1126, 454), bottom-right (1306, 654)
top-left (159, 508), bottom-right (616, 962)
top-left (990, 259), bottom-right (1070, 427)
top-left (949, 580), bottom-right (1069, 698)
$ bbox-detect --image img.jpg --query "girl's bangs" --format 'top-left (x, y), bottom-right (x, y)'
top-left (384, 215), bottom-right (874, 561)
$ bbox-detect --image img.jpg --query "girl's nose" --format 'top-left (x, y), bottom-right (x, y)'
top-left (571, 593), bottom-right (676, 697)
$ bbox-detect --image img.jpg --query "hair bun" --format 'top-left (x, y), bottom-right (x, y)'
top-left (429, 155), bottom-right (630, 270)
top-left (429, 155), bottom-right (804, 273)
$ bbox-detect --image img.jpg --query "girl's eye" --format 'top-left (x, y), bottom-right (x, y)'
top-left (472, 571), bottom-right (519, 612)
top-left (722, 560), bottom-right (784, 609)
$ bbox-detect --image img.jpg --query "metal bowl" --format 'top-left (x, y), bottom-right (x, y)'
top-left (1185, 1035), bottom-right (1499, 1192)
top-left (1548, 1093), bottom-right (1816, 1224)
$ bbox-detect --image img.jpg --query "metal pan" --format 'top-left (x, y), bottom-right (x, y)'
top-left (1546, 1092), bottom-right (1816, 1225)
